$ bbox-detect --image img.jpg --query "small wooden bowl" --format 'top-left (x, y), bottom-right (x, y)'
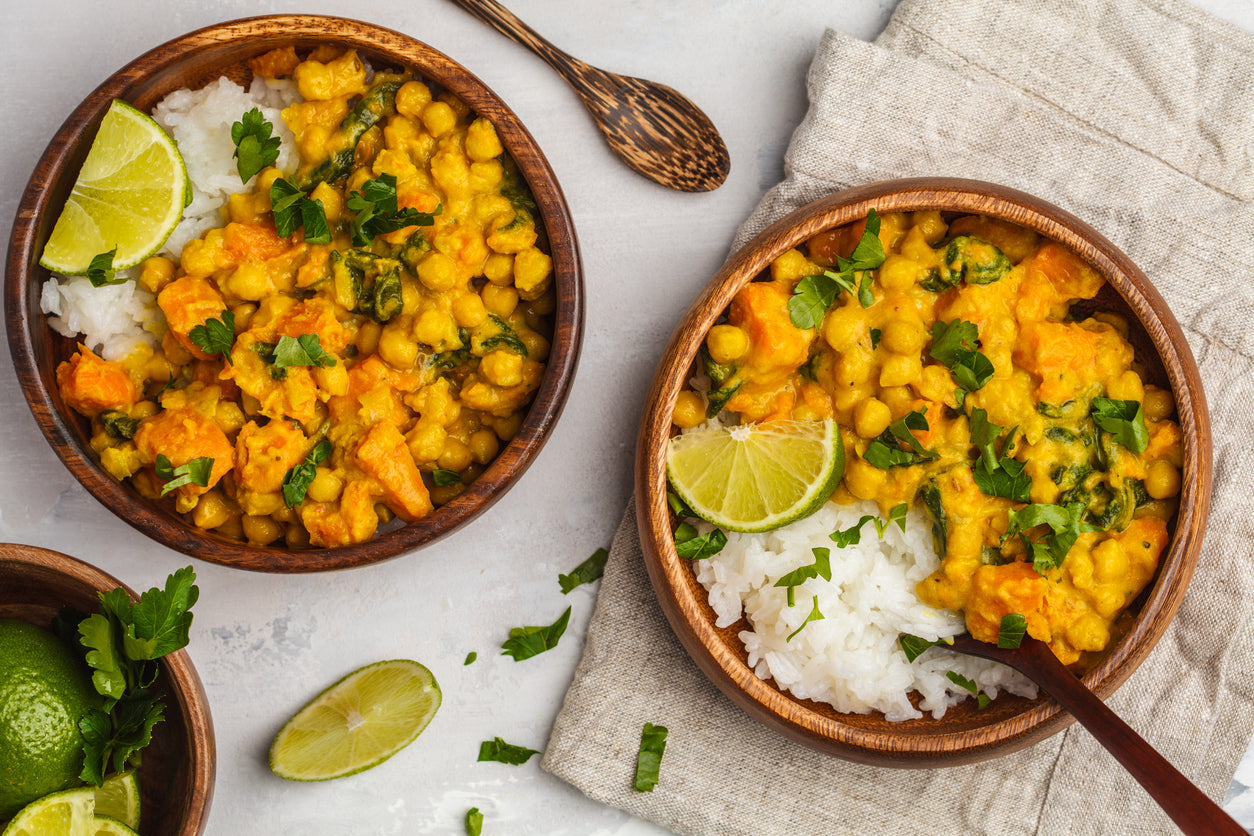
top-left (0, 543), bottom-right (214, 833)
top-left (5, 16), bottom-right (583, 572)
top-left (636, 178), bottom-right (1212, 765)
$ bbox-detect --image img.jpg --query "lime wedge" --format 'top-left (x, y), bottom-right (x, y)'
top-left (93, 772), bottom-right (139, 830)
top-left (88, 816), bottom-right (138, 836)
top-left (269, 660), bottom-right (442, 781)
top-left (666, 419), bottom-right (844, 533)
top-left (39, 99), bottom-right (188, 275)
top-left (0, 787), bottom-right (93, 836)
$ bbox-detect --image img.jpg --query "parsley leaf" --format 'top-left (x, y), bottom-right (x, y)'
top-left (501, 606), bottom-right (571, 661)
top-left (1090, 397), bottom-right (1149, 454)
top-left (774, 547), bottom-right (832, 607)
top-left (633, 722), bottom-right (669, 793)
top-left (929, 319), bottom-right (993, 392)
top-left (946, 670), bottom-right (978, 695)
top-left (465, 807), bottom-right (484, 836)
top-left (998, 613), bottom-right (1027, 649)
top-left (464, 652), bottom-right (477, 665)
top-left (786, 596), bottom-right (825, 642)
top-left (273, 334), bottom-right (337, 368)
top-left (347, 173), bottom-right (440, 246)
top-left (829, 515), bottom-right (877, 548)
top-left (559, 547), bottom-right (610, 594)
top-left (431, 468), bottom-right (461, 487)
top-left (863, 409), bottom-right (937, 469)
top-left (674, 523), bottom-right (727, 560)
top-left (86, 248), bottom-right (126, 288)
top-left (154, 454), bottom-right (214, 496)
top-left (788, 273), bottom-right (848, 329)
top-left (477, 737), bottom-right (539, 765)
top-left (969, 411), bottom-right (1031, 503)
top-left (188, 309), bottom-right (236, 364)
top-left (270, 178), bottom-right (331, 243)
top-left (231, 107), bottom-right (282, 183)
top-left (667, 490), bottom-right (694, 518)
top-left (1004, 502), bottom-right (1100, 572)
top-left (877, 503), bottom-right (909, 536)
top-left (281, 439), bottom-right (333, 507)
top-left (899, 633), bottom-right (942, 663)
top-left (788, 210), bottom-right (886, 327)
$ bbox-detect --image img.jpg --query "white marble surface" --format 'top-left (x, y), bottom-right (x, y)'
top-left (3, 1), bottom-right (1254, 833)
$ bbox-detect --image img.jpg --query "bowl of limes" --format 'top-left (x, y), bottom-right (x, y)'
top-left (0, 543), bottom-right (214, 835)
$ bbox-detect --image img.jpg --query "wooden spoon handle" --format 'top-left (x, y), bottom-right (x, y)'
top-left (447, 0), bottom-right (602, 90)
top-left (1011, 641), bottom-right (1243, 835)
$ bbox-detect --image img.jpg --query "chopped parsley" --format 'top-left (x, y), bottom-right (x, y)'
top-left (898, 633), bottom-right (943, 663)
top-left (86, 248), bottom-right (126, 288)
top-left (633, 722), bottom-right (668, 792)
top-left (500, 606), bottom-right (570, 661)
top-left (673, 523), bottom-right (727, 561)
top-left (969, 409), bottom-right (1030, 503)
top-left (773, 547), bottom-right (832, 607)
top-left (998, 613), bottom-right (1027, 649)
top-left (231, 108), bottom-right (282, 183)
top-left (280, 439), bottom-right (333, 507)
top-left (929, 319), bottom-right (994, 392)
top-left (465, 807), bottom-right (483, 836)
top-left (188, 310), bottom-right (236, 364)
top-left (829, 506), bottom-right (910, 549)
top-left (946, 670), bottom-right (991, 709)
top-left (464, 652), bottom-right (477, 666)
top-left (558, 547), bottom-right (609, 594)
top-left (477, 737), bottom-right (539, 765)
top-left (347, 173), bottom-right (440, 247)
top-left (863, 409), bottom-right (937, 469)
top-left (1090, 397), bottom-right (1149, 454)
top-left (154, 454), bottom-right (213, 496)
top-left (273, 334), bottom-right (337, 369)
top-left (270, 178), bottom-right (331, 244)
top-left (1003, 502), bottom-right (1100, 573)
top-left (788, 209), bottom-right (886, 328)
top-left (431, 468), bottom-right (462, 487)
top-left (786, 596), bottom-right (824, 642)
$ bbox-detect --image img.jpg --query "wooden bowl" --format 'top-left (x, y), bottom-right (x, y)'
top-left (5, 16), bottom-right (583, 572)
top-left (0, 543), bottom-right (214, 833)
top-left (636, 178), bottom-right (1212, 765)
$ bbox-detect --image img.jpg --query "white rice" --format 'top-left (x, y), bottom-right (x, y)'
top-left (696, 500), bottom-right (1037, 720)
top-left (40, 75), bottom-right (299, 360)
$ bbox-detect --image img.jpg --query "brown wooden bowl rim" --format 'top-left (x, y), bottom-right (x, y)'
top-left (0, 542), bottom-right (215, 834)
top-left (5, 15), bottom-right (585, 572)
top-left (635, 177), bottom-right (1213, 766)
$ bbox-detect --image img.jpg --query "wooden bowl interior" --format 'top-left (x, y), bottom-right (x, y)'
top-left (6, 15), bottom-right (583, 572)
top-left (0, 543), bottom-right (214, 834)
top-left (635, 178), bottom-right (1212, 765)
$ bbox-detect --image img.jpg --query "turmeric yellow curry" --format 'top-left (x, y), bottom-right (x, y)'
top-left (55, 47), bottom-right (554, 548)
top-left (673, 210), bottom-right (1182, 665)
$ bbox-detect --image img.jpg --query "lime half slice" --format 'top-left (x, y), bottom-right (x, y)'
top-left (666, 419), bottom-right (844, 533)
top-left (269, 660), bottom-right (442, 782)
top-left (0, 787), bottom-right (94, 836)
top-left (88, 815), bottom-right (138, 836)
top-left (93, 772), bottom-right (139, 831)
top-left (39, 99), bottom-right (188, 274)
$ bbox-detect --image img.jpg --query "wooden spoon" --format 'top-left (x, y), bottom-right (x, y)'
top-left (949, 634), bottom-right (1243, 835)
top-left (448, 0), bottom-right (730, 192)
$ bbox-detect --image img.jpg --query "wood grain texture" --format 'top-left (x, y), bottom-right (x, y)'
top-left (635, 178), bottom-right (1213, 766)
top-left (448, 0), bottom-right (730, 192)
top-left (0, 543), bottom-right (215, 835)
top-left (5, 15), bottom-right (584, 573)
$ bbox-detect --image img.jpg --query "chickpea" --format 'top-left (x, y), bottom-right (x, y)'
top-left (878, 386), bottom-right (916, 417)
top-left (672, 391), bottom-right (706, 429)
top-left (421, 101), bottom-right (457, 137)
top-left (355, 320), bottom-right (382, 356)
top-left (215, 401), bottom-right (246, 436)
top-left (483, 253), bottom-right (514, 286)
top-left (822, 305), bottom-right (864, 352)
top-left (438, 437), bottom-right (473, 471)
top-left (1092, 539), bottom-right (1130, 584)
top-left (853, 398), bottom-right (892, 439)
top-left (309, 181), bottom-right (343, 223)
top-left (513, 247), bottom-right (552, 299)
top-left (519, 329), bottom-right (550, 362)
top-left (465, 117), bottom-right (504, 161)
top-left (707, 325), bottom-right (750, 364)
top-left (413, 309), bottom-right (458, 350)
top-left (417, 251), bottom-right (461, 292)
top-left (769, 249), bottom-right (813, 283)
top-left (1145, 459), bottom-right (1181, 499)
top-left (306, 467), bottom-right (344, 503)
top-left (452, 291), bottom-right (488, 328)
top-left (137, 256), bottom-right (176, 294)
top-left (379, 322), bottom-right (419, 369)
top-left (844, 457), bottom-right (888, 500)
top-left (879, 353), bottom-right (922, 388)
top-left (285, 523), bottom-right (311, 549)
top-left (231, 302), bottom-right (258, 332)
top-left (880, 318), bottom-right (926, 355)
top-left (912, 210), bottom-right (947, 244)
top-left (480, 350), bottom-right (524, 387)
top-left (395, 81), bottom-right (433, 119)
top-left (489, 412), bottom-right (524, 442)
top-left (834, 346), bottom-right (873, 387)
top-left (1143, 386), bottom-right (1175, 421)
top-left (877, 255), bottom-right (918, 292)
top-left (1106, 369), bottom-right (1144, 402)
top-left (242, 514), bottom-right (284, 546)
top-left (192, 490), bottom-right (232, 530)
top-left (469, 429), bottom-right (500, 464)
top-left (482, 284), bottom-right (519, 319)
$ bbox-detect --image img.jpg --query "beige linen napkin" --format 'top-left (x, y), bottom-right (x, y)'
top-left (542, 0), bottom-right (1254, 832)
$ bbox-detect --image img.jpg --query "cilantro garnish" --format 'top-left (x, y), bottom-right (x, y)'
top-left (667, 490), bottom-right (695, 518)
top-left (74, 567), bottom-right (198, 784)
top-left (673, 523), bottom-right (727, 560)
top-left (929, 319), bottom-right (993, 392)
top-left (431, 468), bottom-right (461, 487)
top-left (863, 409), bottom-right (937, 469)
top-left (347, 173), bottom-right (440, 247)
top-left (899, 633), bottom-right (943, 663)
top-left (86, 248), bottom-right (126, 288)
top-left (1003, 502), bottom-right (1100, 572)
top-left (1090, 397), bottom-right (1149, 454)
top-left (270, 178), bottom-right (331, 244)
top-left (464, 652), bottom-right (477, 666)
top-left (633, 722), bottom-right (669, 793)
top-left (786, 596), bottom-right (825, 642)
top-left (559, 547), bottom-right (609, 594)
top-left (281, 439), bottom-right (333, 508)
top-left (231, 107), bottom-right (282, 183)
top-left (188, 309), bottom-right (236, 364)
top-left (945, 670), bottom-right (991, 708)
top-left (774, 547), bottom-right (832, 607)
top-left (788, 209), bottom-right (886, 328)
top-left (501, 606), bottom-right (571, 661)
top-left (465, 807), bottom-right (484, 836)
top-left (273, 334), bottom-right (337, 369)
top-left (998, 613), bottom-right (1027, 649)
top-left (969, 409), bottom-right (1031, 502)
top-left (154, 454), bottom-right (214, 496)
top-left (477, 737), bottom-right (539, 765)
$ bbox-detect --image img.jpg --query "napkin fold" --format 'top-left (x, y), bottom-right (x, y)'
top-left (542, 0), bottom-right (1254, 832)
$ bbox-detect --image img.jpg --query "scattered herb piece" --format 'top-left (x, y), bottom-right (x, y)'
top-left (970, 411), bottom-right (1031, 502)
top-left (464, 652), bottom-right (477, 666)
top-left (788, 209), bottom-right (885, 327)
top-left (431, 468), bottom-right (462, 487)
top-left (500, 606), bottom-right (571, 661)
top-left (877, 503), bottom-right (909, 536)
top-left (1004, 502), bottom-right (1099, 573)
top-left (978, 693), bottom-right (992, 710)
top-left (348, 173), bottom-right (440, 246)
top-left (270, 178), bottom-right (331, 244)
top-left (774, 548), bottom-right (832, 607)
top-left (231, 108), bottom-right (282, 183)
top-left (998, 613), bottom-right (1027, 649)
top-left (280, 439), bottom-right (333, 507)
top-left (869, 327), bottom-right (882, 348)
top-left (946, 670), bottom-right (978, 695)
top-left (899, 633), bottom-right (942, 663)
top-left (189, 309), bottom-right (236, 364)
top-left (673, 523), bottom-right (727, 561)
top-left (929, 319), bottom-right (993, 392)
top-left (786, 596), bottom-right (824, 642)
top-left (633, 723), bottom-right (668, 792)
top-left (477, 737), bottom-right (539, 765)
top-left (863, 409), bottom-right (937, 469)
top-left (274, 333), bottom-right (337, 369)
top-left (667, 490), bottom-right (694, 518)
top-left (465, 807), bottom-right (484, 836)
top-left (1090, 397), bottom-right (1149, 454)
top-left (480, 315), bottom-right (529, 357)
top-left (76, 567), bottom-right (198, 784)
top-left (154, 454), bottom-right (213, 496)
top-left (829, 504), bottom-right (908, 548)
top-left (100, 411), bottom-right (139, 441)
top-left (86, 248), bottom-right (126, 288)
top-left (559, 547), bottom-right (609, 594)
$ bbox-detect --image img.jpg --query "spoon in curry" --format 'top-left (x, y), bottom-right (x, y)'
top-left (448, 0), bottom-right (730, 192)
top-left (949, 634), bottom-right (1244, 835)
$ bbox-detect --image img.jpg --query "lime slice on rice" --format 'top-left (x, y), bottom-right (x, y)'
top-left (39, 99), bottom-right (188, 275)
top-left (666, 419), bottom-right (844, 533)
top-left (93, 772), bottom-right (140, 831)
top-left (268, 660), bottom-right (442, 782)
top-left (0, 787), bottom-right (94, 836)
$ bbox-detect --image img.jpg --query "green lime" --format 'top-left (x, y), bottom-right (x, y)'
top-left (0, 620), bottom-right (101, 820)
top-left (666, 419), bottom-right (845, 533)
top-left (89, 815), bottom-right (139, 836)
top-left (269, 660), bottom-right (442, 782)
top-left (0, 786), bottom-right (93, 836)
top-left (39, 99), bottom-right (189, 275)
top-left (93, 772), bottom-right (139, 831)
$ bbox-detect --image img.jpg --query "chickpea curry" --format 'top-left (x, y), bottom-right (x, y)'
top-left (673, 210), bottom-right (1183, 665)
top-left (55, 47), bottom-right (556, 548)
